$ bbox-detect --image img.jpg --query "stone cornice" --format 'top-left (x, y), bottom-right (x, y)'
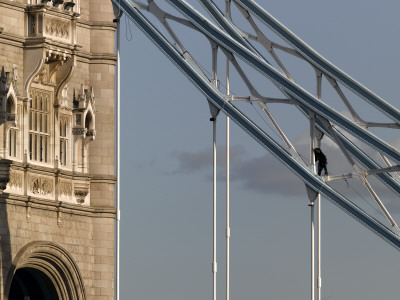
top-left (24, 37), bottom-right (78, 52)
top-left (11, 160), bottom-right (83, 178)
top-left (0, 0), bottom-right (26, 11)
top-left (90, 174), bottom-right (117, 183)
top-left (87, 54), bottom-right (117, 65)
top-left (1, 194), bottom-right (116, 219)
top-left (0, 33), bottom-right (25, 47)
top-left (75, 51), bottom-right (117, 64)
top-left (77, 20), bottom-right (117, 30)
top-left (10, 161), bottom-right (116, 183)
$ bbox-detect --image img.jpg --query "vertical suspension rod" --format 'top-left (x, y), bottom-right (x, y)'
top-left (310, 201), bottom-right (315, 300)
top-left (225, 57), bottom-right (230, 300)
top-left (224, 5), bottom-right (230, 299)
top-left (116, 14), bottom-right (121, 300)
top-left (316, 71), bottom-right (322, 300)
top-left (212, 117), bottom-right (217, 300)
top-left (309, 113), bottom-right (316, 300)
top-left (211, 43), bottom-right (218, 300)
top-left (317, 193), bottom-right (321, 300)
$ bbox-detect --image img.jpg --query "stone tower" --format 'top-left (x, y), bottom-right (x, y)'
top-left (0, 0), bottom-right (116, 298)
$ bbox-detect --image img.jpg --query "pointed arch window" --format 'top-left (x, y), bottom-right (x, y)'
top-left (60, 118), bottom-right (68, 166)
top-left (8, 129), bottom-right (17, 157)
top-left (29, 89), bottom-right (50, 163)
top-left (7, 96), bottom-right (17, 158)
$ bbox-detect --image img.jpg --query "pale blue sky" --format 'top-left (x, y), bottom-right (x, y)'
top-left (119, 1), bottom-right (400, 299)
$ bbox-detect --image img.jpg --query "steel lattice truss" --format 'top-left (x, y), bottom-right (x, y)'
top-left (113, 0), bottom-right (400, 249)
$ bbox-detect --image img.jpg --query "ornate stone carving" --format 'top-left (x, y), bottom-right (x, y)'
top-left (44, 16), bottom-right (70, 40)
top-left (73, 85), bottom-right (95, 111)
top-left (9, 171), bottom-right (23, 190)
top-left (33, 64), bottom-right (49, 83)
top-left (32, 178), bottom-right (40, 194)
top-left (27, 6), bottom-right (74, 41)
top-left (86, 129), bottom-right (95, 136)
top-left (60, 84), bottom-right (69, 108)
top-left (74, 189), bottom-right (88, 204)
top-left (72, 128), bottom-right (86, 135)
top-left (4, 65), bottom-right (19, 96)
top-left (0, 112), bottom-right (15, 124)
top-left (29, 175), bottom-right (53, 196)
top-left (73, 181), bottom-right (89, 204)
top-left (42, 179), bottom-right (53, 195)
top-left (59, 180), bottom-right (72, 197)
top-left (28, 0), bottom-right (80, 12)
top-left (59, 114), bottom-right (69, 124)
top-left (7, 114), bottom-right (16, 122)
top-left (0, 66), bottom-right (19, 96)
top-left (32, 50), bottom-right (71, 86)
top-left (45, 49), bottom-right (70, 63)
top-left (0, 66), bottom-right (19, 128)
top-left (72, 85), bottom-right (95, 173)
top-left (72, 85), bottom-right (96, 139)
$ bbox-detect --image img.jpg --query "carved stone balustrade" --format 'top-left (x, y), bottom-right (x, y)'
top-left (26, 4), bottom-right (77, 45)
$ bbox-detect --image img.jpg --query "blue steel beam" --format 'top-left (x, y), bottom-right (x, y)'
top-left (235, 0), bottom-right (400, 126)
top-left (200, 0), bottom-right (400, 197)
top-left (166, 0), bottom-right (400, 166)
top-left (311, 111), bottom-right (400, 198)
top-left (112, 0), bottom-right (400, 249)
top-left (197, 0), bottom-right (400, 201)
top-left (198, 0), bottom-right (265, 61)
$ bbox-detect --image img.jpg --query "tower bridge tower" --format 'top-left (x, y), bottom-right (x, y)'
top-left (0, 0), bottom-right (116, 298)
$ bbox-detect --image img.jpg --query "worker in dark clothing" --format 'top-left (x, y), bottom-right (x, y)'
top-left (313, 148), bottom-right (328, 176)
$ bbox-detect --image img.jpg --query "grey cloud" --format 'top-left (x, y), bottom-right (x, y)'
top-left (170, 145), bottom-right (247, 174)
top-left (171, 148), bottom-right (211, 173)
top-left (229, 152), bottom-right (304, 196)
top-left (169, 108), bottom-right (400, 201)
top-left (170, 131), bottom-right (400, 205)
top-left (171, 145), bottom-right (305, 196)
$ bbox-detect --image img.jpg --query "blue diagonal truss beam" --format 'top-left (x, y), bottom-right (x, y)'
top-left (112, 0), bottom-right (400, 250)
top-left (199, 0), bottom-right (400, 202)
top-left (235, 0), bottom-right (400, 125)
top-left (167, 0), bottom-right (400, 166)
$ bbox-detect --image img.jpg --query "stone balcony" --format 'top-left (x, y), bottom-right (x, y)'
top-left (26, 3), bottom-right (78, 45)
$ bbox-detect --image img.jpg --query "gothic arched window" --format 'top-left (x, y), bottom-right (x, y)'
top-left (29, 89), bottom-right (50, 163)
top-left (60, 119), bottom-right (68, 166)
top-left (7, 95), bottom-right (17, 158)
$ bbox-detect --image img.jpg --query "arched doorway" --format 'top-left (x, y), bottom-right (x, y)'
top-left (4, 242), bottom-right (87, 300)
top-left (9, 267), bottom-right (58, 300)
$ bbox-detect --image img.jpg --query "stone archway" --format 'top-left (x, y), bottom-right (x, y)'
top-left (4, 241), bottom-right (87, 300)
top-left (9, 267), bottom-right (58, 299)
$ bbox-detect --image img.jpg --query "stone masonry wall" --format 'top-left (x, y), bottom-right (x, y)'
top-left (0, 0), bottom-right (117, 298)
top-left (0, 198), bottom-right (115, 299)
